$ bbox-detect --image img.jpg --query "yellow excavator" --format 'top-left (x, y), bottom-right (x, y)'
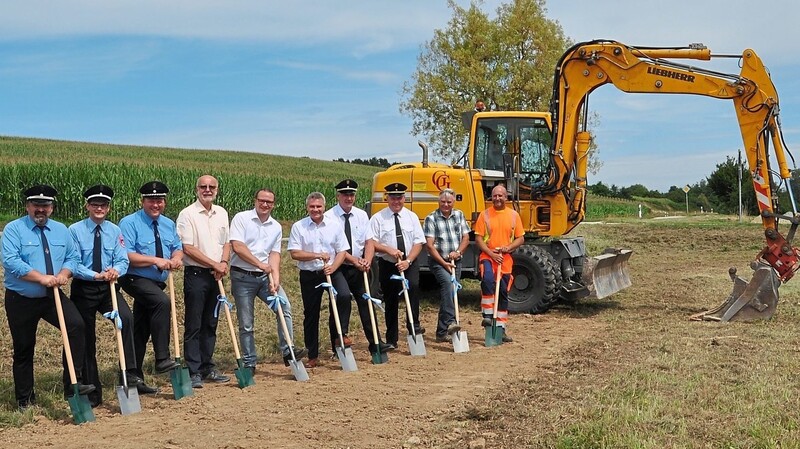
top-left (368, 39), bottom-right (799, 320)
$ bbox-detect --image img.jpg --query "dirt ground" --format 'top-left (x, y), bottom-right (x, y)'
top-left (4, 216), bottom-right (768, 448)
top-left (0, 301), bottom-right (602, 448)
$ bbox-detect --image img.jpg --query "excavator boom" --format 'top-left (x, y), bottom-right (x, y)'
top-left (550, 40), bottom-right (800, 320)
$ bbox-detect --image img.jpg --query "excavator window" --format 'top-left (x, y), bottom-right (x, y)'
top-left (473, 117), bottom-right (551, 186)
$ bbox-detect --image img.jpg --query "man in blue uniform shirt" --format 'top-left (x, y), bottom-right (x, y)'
top-left (69, 184), bottom-right (158, 405)
top-left (118, 181), bottom-right (183, 377)
top-left (2, 184), bottom-right (95, 411)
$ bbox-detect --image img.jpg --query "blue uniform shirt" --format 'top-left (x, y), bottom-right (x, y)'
top-left (119, 209), bottom-right (182, 282)
top-left (69, 218), bottom-right (130, 281)
top-left (2, 215), bottom-right (80, 298)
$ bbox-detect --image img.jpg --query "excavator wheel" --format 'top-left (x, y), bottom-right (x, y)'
top-left (508, 245), bottom-right (559, 314)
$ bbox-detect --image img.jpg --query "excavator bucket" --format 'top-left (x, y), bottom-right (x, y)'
top-left (691, 263), bottom-right (780, 322)
top-left (585, 248), bottom-right (634, 299)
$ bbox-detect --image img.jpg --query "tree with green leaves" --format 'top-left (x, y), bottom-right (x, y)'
top-left (401, 0), bottom-right (591, 167)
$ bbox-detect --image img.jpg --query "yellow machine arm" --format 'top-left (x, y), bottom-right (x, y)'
top-left (548, 40), bottom-right (800, 282)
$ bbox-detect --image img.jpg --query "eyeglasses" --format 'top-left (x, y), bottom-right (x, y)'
top-left (88, 203), bottom-right (109, 209)
top-left (256, 199), bottom-right (275, 205)
top-left (198, 185), bottom-right (218, 190)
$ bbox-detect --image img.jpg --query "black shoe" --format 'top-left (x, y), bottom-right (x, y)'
top-left (481, 317), bottom-right (492, 327)
top-left (377, 342), bottom-right (393, 352)
top-left (283, 347), bottom-right (309, 366)
top-left (502, 334), bottom-right (513, 343)
top-left (121, 371), bottom-right (144, 387)
top-left (435, 335), bottom-right (450, 343)
top-left (202, 370), bottom-right (230, 383)
top-left (386, 342), bottom-right (398, 351)
top-left (155, 358), bottom-right (180, 373)
top-left (17, 400), bottom-right (35, 412)
top-left (77, 383), bottom-right (96, 396)
top-left (190, 373), bottom-right (203, 389)
top-left (136, 382), bottom-right (159, 395)
top-left (414, 326), bottom-right (426, 335)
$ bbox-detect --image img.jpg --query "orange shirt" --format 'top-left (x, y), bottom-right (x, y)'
top-left (473, 207), bottom-right (524, 273)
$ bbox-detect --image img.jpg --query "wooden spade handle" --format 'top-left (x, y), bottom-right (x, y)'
top-left (400, 270), bottom-right (416, 333)
top-left (268, 274), bottom-right (295, 348)
top-left (326, 273), bottom-right (346, 347)
top-left (217, 280), bottom-right (242, 360)
top-left (450, 265), bottom-right (461, 325)
top-left (363, 271), bottom-right (381, 345)
top-left (110, 281), bottom-right (128, 372)
top-left (53, 288), bottom-right (78, 385)
top-left (492, 260), bottom-right (503, 319)
top-left (167, 271), bottom-right (181, 358)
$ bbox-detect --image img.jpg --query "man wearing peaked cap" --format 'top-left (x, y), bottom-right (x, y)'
top-left (335, 179), bottom-right (358, 193)
top-left (325, 179), bottom-right (394, 357)
top-left (365, 181), bottom-right (426, 350)
top-left (385, 182), bottom-right (407, 195)
top-left (69, 184), bottom-right (157, 404)
top-left (139, 181), bottom-right (169, 197)
top-left (2, 184), bottom-right (95, 411)
top-left (25, 184), bottom-right (58, 204)
top-left (118, 181), bottom-right (184, 377)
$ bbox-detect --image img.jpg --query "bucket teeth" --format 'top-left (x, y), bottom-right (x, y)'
top-left (691, 264), bottom-right (780, 322)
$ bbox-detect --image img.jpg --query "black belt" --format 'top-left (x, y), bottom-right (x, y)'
top-left (231, 266), bottom-right (265, 277)
top-left (72, 278), bottom-right (108, 285)
top-left (185, 266), bottom-right (214, 275)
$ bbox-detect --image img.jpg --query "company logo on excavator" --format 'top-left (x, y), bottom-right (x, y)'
top-left (432, 170), bottom-right (451, 190)
top-left (647, 67), bottom-right (695, 82)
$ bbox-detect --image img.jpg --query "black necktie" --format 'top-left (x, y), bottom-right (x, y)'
top-left (92, 225), bottom-right (102, 272)
top-left (37, 225), bottom-right (54, 275)
top-left (393, 213), bottom-right (406, 258)
top-left (344, 213), bottom-right (353, 255)
top-left (153, 220), bottom-right (163, 259)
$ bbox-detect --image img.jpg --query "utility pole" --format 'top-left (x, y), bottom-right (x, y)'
top-left (738, 149), bottom-right (743, 223)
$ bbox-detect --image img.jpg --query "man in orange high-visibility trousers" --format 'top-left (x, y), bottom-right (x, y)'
top-left (473, 185), bottom-right (524, 342)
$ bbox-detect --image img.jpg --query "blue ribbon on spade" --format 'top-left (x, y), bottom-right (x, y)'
top-left (214, 294), bottom-right (235, 318)
top-left (266, 293), bottom-right (289, 313)
top-left (389, 274), bottom-right (409, 294)
top-left (361, 293), bottom-right (385, 312)
top-left (103, 310), bottom-right (122, 330)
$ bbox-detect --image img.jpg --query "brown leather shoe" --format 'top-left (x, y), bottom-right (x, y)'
top-left (335, 335), bottom-right (353, 348)
top-left (304, 358), bottom-right (318, 368)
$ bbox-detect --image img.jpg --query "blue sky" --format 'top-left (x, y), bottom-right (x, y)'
top-left (1, 0), bottom-right (798, 192)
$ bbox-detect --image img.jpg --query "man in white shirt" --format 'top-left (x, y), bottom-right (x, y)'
top-left (364, 183), bottom-right (426, 350)
top-left (324, 179), bottom-right (393, 356)
top-left (289, 192), bottom-right (351, 368)
top-left (176, 175), bottom-right (231, 388)
top-left (229, 188), bottom-right (307, 374)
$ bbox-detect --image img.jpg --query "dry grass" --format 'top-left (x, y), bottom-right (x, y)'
top-left (431, 216), bottom-right (800, 448)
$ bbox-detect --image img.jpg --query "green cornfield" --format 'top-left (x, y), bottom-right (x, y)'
top-left (0, 136), bottom-right (380, 223)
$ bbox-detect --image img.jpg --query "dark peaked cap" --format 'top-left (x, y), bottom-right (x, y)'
top-left (139, 181), bottom-right (169, 198)
top-left (84, 184), bottom-right (114, 202)
top-left (25, 184), bottom-right (57, 204)
top-left (384, 182), bottom-right (407, 195)
top-left (336, 179), bottom-right (358, 192)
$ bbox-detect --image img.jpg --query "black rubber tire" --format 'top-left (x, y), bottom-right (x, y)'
top-left (507, 244), bottom-right (559, 314)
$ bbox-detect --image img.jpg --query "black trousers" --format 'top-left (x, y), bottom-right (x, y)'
top-left (71, 279), bottom-right (136, 405)
top-left (299, 269), bottom-right (351, 360)
top-left (118, 274), bottom-right (172, 377)
top-left (4, 288), bottom-right (86, 404)
top-left (182, 266), bottom-right (220, 375)
top-left (378, 259), bottom-right (421, 346)
top-left (339, 265), bottom-right (383, 351)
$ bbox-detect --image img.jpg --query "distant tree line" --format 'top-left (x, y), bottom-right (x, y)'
top-left (334, 157), bottom-right (399, 168)
top-left (588, 156), bottom-right (800, 215)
